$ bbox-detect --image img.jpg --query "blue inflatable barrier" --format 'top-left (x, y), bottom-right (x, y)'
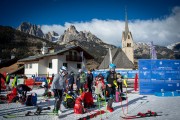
top-left (92, 70), bottom-right (138, 79)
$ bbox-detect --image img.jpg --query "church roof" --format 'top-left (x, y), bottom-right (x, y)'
top-left (98, 48), bottom-right (134, 69)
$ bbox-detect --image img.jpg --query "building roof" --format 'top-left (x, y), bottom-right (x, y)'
top-left (98, 48), bottom-right (134, 69)
top-left (18, 45), bottom-right (94, 62)
top-left (0, 61), bottom-right (24, 74)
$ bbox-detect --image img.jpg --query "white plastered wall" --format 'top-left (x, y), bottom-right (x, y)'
top-left (24, 61), bottom-right (38, 78)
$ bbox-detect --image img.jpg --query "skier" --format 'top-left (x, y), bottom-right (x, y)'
top-left (68, 71), bottom-right (75, 92)
top-left (6, 73), bottom-right (11, 91)
top-left (94, 74), bottom-right (105, 101)
top-left (0, 73), bottom-right (6, 94)
top-left (16, 84), bottom-right (32, 103)
top-left (75, 69), bottom-right (81, 95)
top-left (104, 63), bottom-right (118, 112)
top-left (41, 81), bottom-right (49, 97)
top-left (50, 66), bottom-right (68, 116)
top-left (87, 70), bottom-right (93, 93)
top-left (12, 74), bottom-right (18, 88)
top-left (79, 69), bottom-right (86, 94)
top-left (117, 73), bottom-right (123, 92)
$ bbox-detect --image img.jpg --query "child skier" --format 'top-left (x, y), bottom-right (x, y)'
top-left (95, 74), bottom-right (105, 101)
top-left (117, 73), bottom-right (123, 92)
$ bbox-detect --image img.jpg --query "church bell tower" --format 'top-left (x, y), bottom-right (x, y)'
top-left (122, 11), bottom-right (134, 64)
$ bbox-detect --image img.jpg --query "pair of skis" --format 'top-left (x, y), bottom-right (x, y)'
top-left (77, 110), bottom-right (106, 120)
top-left (3, 106), bottom-right (51, 118)
top-left (121, 110), bottom-right (158, 119)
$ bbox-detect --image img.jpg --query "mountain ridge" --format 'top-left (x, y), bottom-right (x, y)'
top-left (3, 22), bottom-right (178, 62)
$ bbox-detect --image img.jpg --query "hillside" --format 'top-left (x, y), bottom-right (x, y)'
top-left (57, 25), bottom-right (116, 63)
top-left (0, 25), bottom-right (59, 60)
top-left (134, 42), bottom-right (175, 59)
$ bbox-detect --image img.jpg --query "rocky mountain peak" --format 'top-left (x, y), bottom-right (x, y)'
top-left (66, 25), bottom-right (78, 34)
top-left (17, 22), bottom-right (44, 38)
top-left (58, 25), bottom-right (103, 44)
top-left (52, 31), bottom-right (59, 36)
top-left (44, 31), bottom-right (59, 41)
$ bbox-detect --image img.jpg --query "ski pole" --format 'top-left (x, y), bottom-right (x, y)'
top-left (98, 91), bottom-right (102, 120)
top-left (120, 86), bottom-right (129, 117)
top-left (128, 101), bottom-right (149, 114)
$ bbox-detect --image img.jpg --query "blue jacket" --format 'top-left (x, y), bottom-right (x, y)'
top-left (68, 74), bottom-right (74, 85)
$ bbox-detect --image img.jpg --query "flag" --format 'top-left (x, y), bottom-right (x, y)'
top-left (80, 51), bottom-right (86, 71)
top-left (109, 48), bottom-right (112, 65)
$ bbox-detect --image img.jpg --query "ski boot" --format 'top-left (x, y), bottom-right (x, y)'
top-left (35, 106), bottom-right (51, 115)
top-left (107, 106), bottom-right (114, 112)
top-left (52, 108), bottom-right (58, 114)
top-left (25, 111), bottom-right (32, 116)
top-left (147, 110), bottom-right (157, 116)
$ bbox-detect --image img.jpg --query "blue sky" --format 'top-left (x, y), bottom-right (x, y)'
top-left (0, 0), bottom-right (180, 46)
top-left (0, 0), bottom-right (179, 27)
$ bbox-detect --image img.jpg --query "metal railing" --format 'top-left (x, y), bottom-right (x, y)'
top-left (66, 55), bottom-right (82, 62)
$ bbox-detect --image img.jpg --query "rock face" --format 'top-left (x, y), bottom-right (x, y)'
top-left (17, 22), bottom-right (60, 42)
top-left (44, 31), bottom-right (59, 41)
top-left (17, 22), bottom-right (44, 38)
top-left (58, 25), bottom-right (103, 44)
top-left (134, 42), bottom-right (175, 59)
top-left (57, 25), bottom-right (116, 64)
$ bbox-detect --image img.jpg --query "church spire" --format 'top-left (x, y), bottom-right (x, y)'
top-left (124, 8), bottom-right (129, 40)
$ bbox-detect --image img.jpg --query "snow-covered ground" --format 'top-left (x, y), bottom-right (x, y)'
top-left (0, 88), bottom-right (180, 120)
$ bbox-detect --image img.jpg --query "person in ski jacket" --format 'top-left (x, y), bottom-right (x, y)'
top-left (117, 73), bottom-right (123, 92)
top-left (87, 70), bottom-right (93, 93)
top-left (81, 88), bottom-right (94, 108)
top-left (6, 73), bottom-right (10, 85)
top-left (12, 74), bottom-right (18, 88)
top-left (68, 71), bottom-right (75, 91)
top-left (41, 79), bottom-right (49, 96)
top-left (79, 70), bottom-right (86, 93)
top-left (104, 63), bottom-right (118, 112)
top-left (95, 75), bottom-right (105, 101)
top-left (16, 84), bottom-right (32, 103)
top-left (0, 73), bottom-right (6, 94)
top-left (6, 73), bottom-right (11, 91)
top-left (50, 66), bottom-right (68, 116)
top-left (75, 69), bottom-right (81, 95)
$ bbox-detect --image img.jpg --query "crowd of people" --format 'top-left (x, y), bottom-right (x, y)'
top-left (1, 63), bottom-right (126, 116)
top-left (49, 63), bottom-right (125, 116)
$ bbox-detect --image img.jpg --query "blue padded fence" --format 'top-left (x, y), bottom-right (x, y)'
top-left (139, 59), bottom-right (180, 95)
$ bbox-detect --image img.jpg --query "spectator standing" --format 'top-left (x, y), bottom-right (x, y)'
top-left (87, 70), bottom-right (93, 93)
top-left (50, 66), bottom-right (68, 116)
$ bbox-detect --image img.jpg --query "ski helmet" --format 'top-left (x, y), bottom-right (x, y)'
top-left (109, 63), bottom-right (116, 69)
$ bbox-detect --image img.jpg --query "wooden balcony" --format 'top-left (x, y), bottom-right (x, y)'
top-left (66, 55), bottom-right (82, 62)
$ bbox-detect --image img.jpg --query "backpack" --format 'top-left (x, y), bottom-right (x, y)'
top-left (7, 93), bottom-right (19, 103)
top-left (63, 92), bottom-right (75, 108)
top-left (74, 97), bottom-right (85, 114)
top-left (6, 88), bottom-right (18, 103)
top-left (25, 93), bottom-right (37, 106)
top-left (81, 92), bottom-right (94, 108)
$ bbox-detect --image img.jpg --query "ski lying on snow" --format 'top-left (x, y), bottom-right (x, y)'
top-left (120, 110), bottom-right (159, 119)
top-left (77, 110), bottom-right (106, 120)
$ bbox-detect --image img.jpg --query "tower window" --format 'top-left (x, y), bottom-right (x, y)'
top-left (128, 35), bottom-right (130, 39)
top-left (127, 43), bottom-right (131, 47)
